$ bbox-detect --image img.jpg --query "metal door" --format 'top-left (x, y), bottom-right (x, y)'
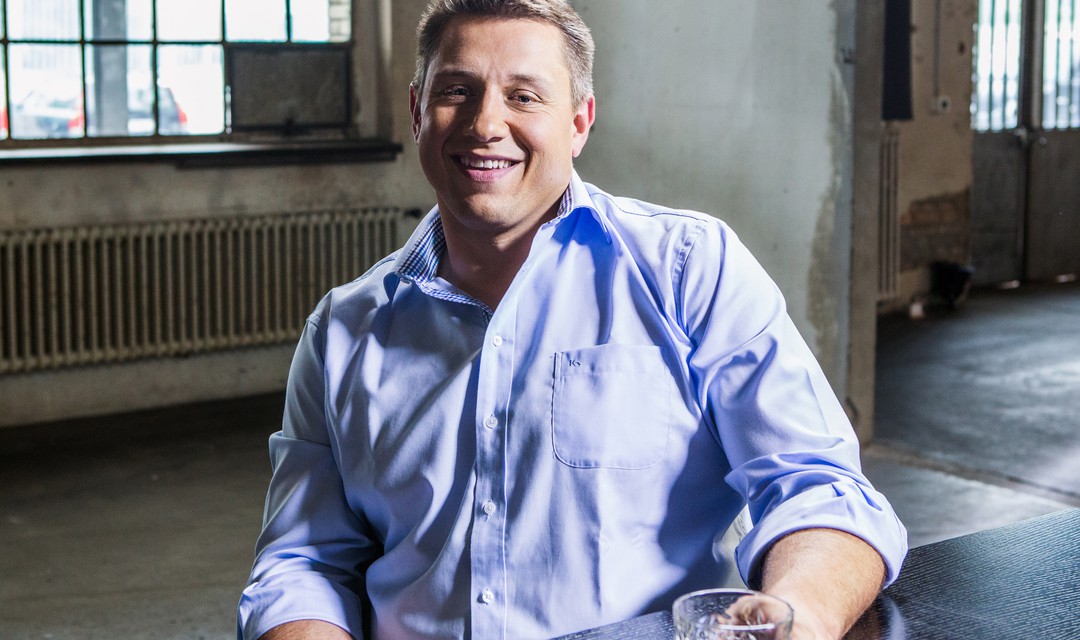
top-left (1026, 0), bottom-right (1080, 280)
top-left (972, 131), bottom-right (1027, 284)
top-left (972, 0), bottom-right (1080, 284)
top-left (1027, 131), bottom-right (1080, 279)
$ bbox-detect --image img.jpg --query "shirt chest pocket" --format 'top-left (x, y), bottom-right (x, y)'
top-left (551, 344), bottom-right (672, 469)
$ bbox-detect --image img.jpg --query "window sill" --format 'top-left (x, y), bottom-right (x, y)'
top-left (0, 138), bottom-right (404, 168)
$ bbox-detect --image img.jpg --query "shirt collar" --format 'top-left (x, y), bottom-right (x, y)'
top-left (563, 170), bottom-right (612, 243)
top-left (393, 211), bottom-right (445, 286)
top-left (391, 170), bottom-right (610, 289)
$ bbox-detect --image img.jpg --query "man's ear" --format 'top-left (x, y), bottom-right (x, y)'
top-left (410, 85), bottom-right (422, 142)
top-left (571, 95), bottom-right (596, 158)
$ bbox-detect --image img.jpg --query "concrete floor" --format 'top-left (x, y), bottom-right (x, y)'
top-left (1, 281), bottom-right (1077, 639)
top-left (864, 280), bottom-right (1080, 547)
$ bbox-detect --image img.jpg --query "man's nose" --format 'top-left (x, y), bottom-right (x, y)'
top-left (466, 92), bottom-right (509, 142)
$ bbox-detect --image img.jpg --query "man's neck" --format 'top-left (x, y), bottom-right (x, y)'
top-left (437, 222), bottom-right (537, 311)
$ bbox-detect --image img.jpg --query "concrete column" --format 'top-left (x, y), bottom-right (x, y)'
top-left (849, 0), bottom-right (887, 444)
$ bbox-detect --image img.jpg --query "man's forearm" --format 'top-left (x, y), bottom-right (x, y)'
top-left (759, 528), bottom-right (885, 640)
top-left (258, 620), bottom-right (354, 640)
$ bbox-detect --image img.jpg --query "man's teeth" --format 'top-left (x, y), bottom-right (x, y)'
top-left (460, 157), bottom-right (515, 169)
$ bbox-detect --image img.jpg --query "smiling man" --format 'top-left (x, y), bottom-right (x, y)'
top-left (410, 14), bottom-right (593, 311)
top-left (237, 2), bottom-right (907, 639)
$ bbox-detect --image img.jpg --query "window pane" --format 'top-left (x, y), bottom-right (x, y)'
top-left (157, 0), bottom-right (222, 42)
top-left (971, 0), bottom-right (1023, 131)
top-left (8, 44), bottom-right (84, 139)
top-left (1043, 0), bottom-right (1080, 128)
top-left (85, 44), bottom-right (159, 136)
top-left (226, 0), bottom-right (287, 42)
top-left (8, 0), bottom-right (81, 40)
top-left (84, 0), bottom-right (153, 41)
top-left (292, 0), bottom-right (348, 43)
top-left (159, 44), bottom-right (224, 134)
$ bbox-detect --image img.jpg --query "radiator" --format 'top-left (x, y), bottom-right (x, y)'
top-left (0, 208), bottom-right (401, 375)
top-left (878, 124), bottom-right (901, 301)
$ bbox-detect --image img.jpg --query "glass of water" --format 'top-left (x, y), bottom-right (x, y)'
top-left (673, 588), bottom-right (794, 640)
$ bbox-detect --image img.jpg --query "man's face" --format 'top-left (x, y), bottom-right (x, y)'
top-left (410, 16), bottom-right (594, 240)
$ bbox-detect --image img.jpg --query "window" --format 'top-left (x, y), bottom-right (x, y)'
top-left (1043, 0), bottom-right (1080, 129)
top-left (972, 0), bottom-right (1080, 131)
top-left (0, 0), bottom-right (351, 142)
top-left (971, 0), bottom-right (1023, 131)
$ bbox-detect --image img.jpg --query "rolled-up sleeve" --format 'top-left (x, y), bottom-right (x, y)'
top-left (679, 220), bottom-right (907, 588)
top-left (237, 314), bottom-right (380, 639)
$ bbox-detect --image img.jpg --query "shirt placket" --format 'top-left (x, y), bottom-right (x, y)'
top-left (468, 304), bottom-right (516, 639)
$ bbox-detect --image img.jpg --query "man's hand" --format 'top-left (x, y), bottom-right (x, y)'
top-left (759, 528), bottom-right (886, 640)
top-left (258, 619), bottom-right (354, 640)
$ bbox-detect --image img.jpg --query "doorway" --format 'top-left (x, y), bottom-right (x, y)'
top-left (972, 0), bottom-right (1080, 285)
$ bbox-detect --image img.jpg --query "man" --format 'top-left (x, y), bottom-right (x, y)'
top-left (238, 1), bottom-right (907, 638)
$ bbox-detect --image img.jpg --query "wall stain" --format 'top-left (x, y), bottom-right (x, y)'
top-left (807, 56), bottom-right (852, 384)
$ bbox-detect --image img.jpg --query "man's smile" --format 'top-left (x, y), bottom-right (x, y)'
top-left (454, 155), bottom-right (520, 169)
top-left (452, 154), bottom-right (522, 182)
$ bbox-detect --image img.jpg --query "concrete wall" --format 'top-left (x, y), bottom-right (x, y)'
top-left (574, 0), bottom-right (856, 394)
top-left (893, 0), bottom-right (977, 306)
top-left (1, 0), bottom-right (860, 427)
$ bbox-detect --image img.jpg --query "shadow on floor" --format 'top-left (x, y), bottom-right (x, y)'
top-left (863, 280), bottom-right (1080, 548)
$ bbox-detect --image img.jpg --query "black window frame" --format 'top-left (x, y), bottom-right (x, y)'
top-left (0, 0), bottom-right (401, 166)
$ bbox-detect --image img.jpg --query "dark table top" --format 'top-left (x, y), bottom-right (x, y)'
top-left (554, 508), bottom-right (1080, 639)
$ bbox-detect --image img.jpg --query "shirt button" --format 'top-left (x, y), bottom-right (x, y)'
top-left (482, 501), bottom-right (497, 516)
top-left (484, 415), bottom-right (498, 429)
top-left (492, 335), bottom-right (503, 347)
top-left (481, 589), bottom-right (495, 604)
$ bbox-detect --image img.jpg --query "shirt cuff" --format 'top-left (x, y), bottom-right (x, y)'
top-left (237, 571), bottom-right (365, 640)
top-left (733, 479), bottom-right (908, 589)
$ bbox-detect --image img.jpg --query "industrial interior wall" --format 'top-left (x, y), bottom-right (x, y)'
top-left (573, 0), bottom-right (856, 400)
top-left (0, 0), bottom-right (433, 427)
top-left (891, 0), bottom-right (977, 310)
top-left (1, 0), bottom-right (858, 427)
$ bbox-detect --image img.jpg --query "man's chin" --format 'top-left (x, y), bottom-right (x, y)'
top-left (438, 189), bottom-right (560, 235)
top-left (448, 194), bottom-right (515, 222)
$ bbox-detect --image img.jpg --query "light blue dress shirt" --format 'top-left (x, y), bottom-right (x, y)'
top-left (238, 172), bottom-right (907, 639)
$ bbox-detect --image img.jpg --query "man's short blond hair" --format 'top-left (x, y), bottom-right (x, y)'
top-left (412, 0), bottom-right (595, 107)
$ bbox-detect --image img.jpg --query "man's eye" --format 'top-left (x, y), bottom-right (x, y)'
top-left (512, 93), bottom-right (537, 104)
top-left (442, 86), bottom-right (469, 97)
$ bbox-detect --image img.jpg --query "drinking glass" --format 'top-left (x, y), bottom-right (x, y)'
top-left (673, 588), bottom-right (794, 640)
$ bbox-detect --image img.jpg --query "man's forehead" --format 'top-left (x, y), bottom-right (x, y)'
top-left (421, 16), bottom-right (571, 95)
top-left (431, 15), bottom-right (567, 63)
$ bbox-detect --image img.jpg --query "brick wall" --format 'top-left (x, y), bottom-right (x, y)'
top-left (900, 189), bottom-right (971, 270)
